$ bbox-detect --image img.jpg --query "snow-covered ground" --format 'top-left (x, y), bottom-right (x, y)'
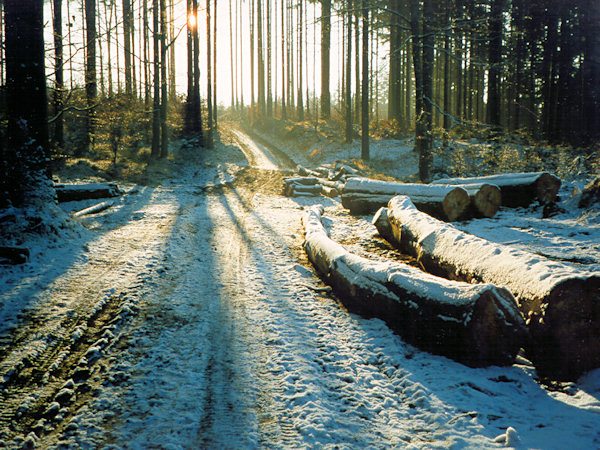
top-left (0, 128), bottom-right (599, 448)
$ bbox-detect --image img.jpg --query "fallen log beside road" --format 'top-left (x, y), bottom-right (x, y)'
top-left (54, 183), bottom-right (122, 203)
top-left (303, 205), bottom-right (527, 367)
top-left (342, 178), bottom-right (471, 220)
top-left (385, 195), bottom-right (600, 380)
top-left (431, 172), bottom-right (561, 207)
top-left (72, 200), bottom-right (115, 218)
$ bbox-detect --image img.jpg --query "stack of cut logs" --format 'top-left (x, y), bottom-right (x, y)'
top-left (283, 163), bottom-right (361, 198)
top-left (303, 171), bottom-right (600, 380)
top-left (341, 172), bottom-right (561, 220)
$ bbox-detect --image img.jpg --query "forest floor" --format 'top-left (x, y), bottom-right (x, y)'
top-left (0, 123), bottom-right (599, 448)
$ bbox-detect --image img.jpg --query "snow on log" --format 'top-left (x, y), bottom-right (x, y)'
top-left (0, 247), bottom-right (30, 265)
top-left (341, 178), bottom-right (471, 220)
top-left (72, 200), bottom-right (115, 218)
top-left (302, 205), bottom-right (527, 367)
top-left (54, 183), bottom-right (122, 203)
top-left (431, 172), bottom-right (561, 207)
top-left (386, 195), bottom-right (600, 380)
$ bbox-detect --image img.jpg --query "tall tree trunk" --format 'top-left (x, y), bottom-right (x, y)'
top-left (320, 0), bottom-right (331, 119)
top-left (53, 0), bottom-right (64, 149)
top-left (229, 0), bottom-right (235, 109)
top-left (169, 0), bottom-right (176, 98)
top-left (250, 0), bottom-right (255, 119)
top-left (152, 0), bottom-right (161, 158)
top-left (388, 0), bottom-right (401, 122)
top-left (442, 2), bottom-right (451, 130)
top-left (3, 0), bottom-right (48, 206)
top-left (207, 0), bottom-right (214, 146)
top-left (281, 0), bottom-right (287, 119)
top-left (297, 0), bottom-right (304, 120)
top-left (487, 0), bottom-right (504, 128)
top-left (104, 1), bottom-right (113, 96)
top-left (192, 0), bottom-right (202, 138)
top-left (143, 0), bottom-right (150, 104)
top-left (266, 0), bottom-right (273, 116)
top-left (344, 0), bottom-right (353, 142)
top-left (160, 0), bottom-right (168, 157)
top-left (213, 0), bottom-right (218, 126)
top-left (123, 0), bottom-right (133, 96)
top-left (361, 0), bottom-right (369, 161)
top-left (85, 0), bottom-right (97, 154)
top-left (411, 0), bottom-right (432, 182)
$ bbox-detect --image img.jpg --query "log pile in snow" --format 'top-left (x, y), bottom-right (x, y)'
top-left (284, 163), bottom-right (361, 197)
top-left (54, 182), bottom-right (123, 203)
top-left (341, 178), bottom-right (484, 220)
top-left (431, 172), bottom-right (561, 207)
top-left (380, 195), bottom-right (600, 380)
top-left (303, 205), bottom-right (527, 367)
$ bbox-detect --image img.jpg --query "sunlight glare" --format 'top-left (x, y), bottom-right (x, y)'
top-left (188, 12), bottom-right (197, 30)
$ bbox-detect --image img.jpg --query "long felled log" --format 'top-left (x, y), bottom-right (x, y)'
top-left (342, 178), bottom-right (471, 220)
top-left (72, 200), bottom-right (115, 218)
top-left (54, 183), bottom-right (122, 202)
top-left (385, 195), bottom-right (600, 380)
top-left (303, 205), bottom-right (526, 367)
top-left (431, 172), bottom-right (561, 207)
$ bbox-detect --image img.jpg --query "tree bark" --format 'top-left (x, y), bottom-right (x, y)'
top-left (386, 195), bottom-right (600, 380)
top-left (53, 0), bottom-right (64, 149)
top-left (344, 0), bottom-right (353, 143)
top-left (151, 0), bottom-right (161, 158)
top-left (431, 172), bottom-right (561, 207)
top-left (123, 0), bottom-right (133, 96)
top-left (3, 0), bottom-right (49, 206)
top-left (320, 0), bottom-right (331, 119)
top-left (303, 205), bottom-right (526, 367)
top-left (341, 178), bottom-right (471, 220)
top-left (160, 0), bottom-right (168, 157)
top-left (360, 0), bottom-right (369, 160)
top-left (85, 0), bottom-right (97, 155)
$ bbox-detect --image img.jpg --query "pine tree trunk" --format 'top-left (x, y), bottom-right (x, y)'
top-left (206, 0), bottom-right (214, 146)
top-left (344, 0), bottom-right (353, 143)
top-left (388, 0), bottom-right (401, 122)
top-left (160, 0), bottom-right (168, 157)
top-left (85, 0), bottom-right (97, 155)
top-left (151, 0), bottom-right (161, 158)
top-left (53, 0), bottom-right (64, 149)
top-left (487, 0), bottom-right (503, 127)
top-left (123, 0), bottom-right (132, 96)
top-left (3, 0), bottom-right (49, 206)
top-left (361, 0), bottom-right (369, 161)
top-left (320, 0), bottom-right (331, 119)
top-left (297, 0), bottom-right (304, 120)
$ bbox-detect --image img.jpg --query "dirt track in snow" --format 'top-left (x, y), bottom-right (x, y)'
top-left (1, 128), bottom-right (599, 448)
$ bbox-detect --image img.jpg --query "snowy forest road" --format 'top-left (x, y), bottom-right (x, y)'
top-left (0, 129), bottom-right (599, 448)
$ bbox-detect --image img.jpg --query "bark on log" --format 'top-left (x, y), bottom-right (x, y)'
top-left (72, 200), bottom-right (114, 218)
top-left (386, 195), bottom-right (600, 380)
top-left (431, 172), bottom-right (561, 207)
top-left (342, 178), bottom-right (470, 220)
top-left (0, 247), bottom-right (30, 265)
top-left (303, 205), bottom-right (526, 367)
top-left (54, 183), bottom-right (122, 202)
